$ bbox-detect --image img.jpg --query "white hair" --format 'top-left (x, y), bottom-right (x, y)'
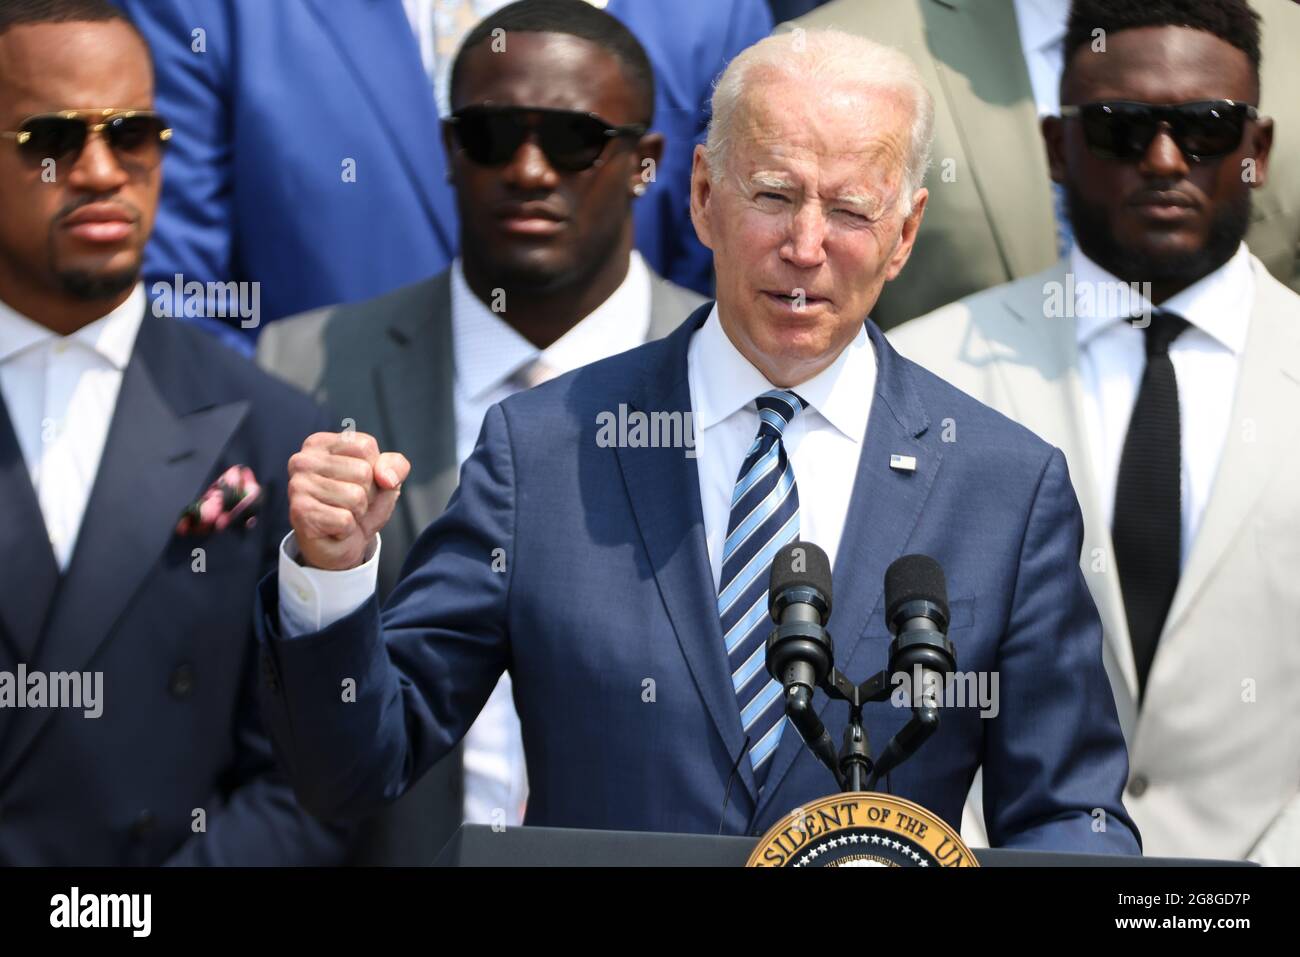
top-left (705, 29), bottom-right (935, 215)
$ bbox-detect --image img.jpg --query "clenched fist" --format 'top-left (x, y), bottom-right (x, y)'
top-left (287, 431), bottom-right (411, 571)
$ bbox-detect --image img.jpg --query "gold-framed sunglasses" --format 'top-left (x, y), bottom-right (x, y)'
top-left (0, 109), bottom-right (172, 168)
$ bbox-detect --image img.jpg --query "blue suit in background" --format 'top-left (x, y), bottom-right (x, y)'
top-left (113, 0), bottom-right (773, 351)
top-left (256, 305), bottom-right (1141, 852)
top-left (113, 0), bottom-right (458, 353)
top-left (611, 0), bottom-right (773, 296)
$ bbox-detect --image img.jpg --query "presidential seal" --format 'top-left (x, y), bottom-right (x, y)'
top-left (746, 793), bottom-right (978, 867)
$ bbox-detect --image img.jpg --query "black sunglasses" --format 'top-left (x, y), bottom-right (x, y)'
top-left (1059, 100), bottom-right (1259, 163)
top-left (446, 105), bottom-right (646, 172)
top-left (1, 109), bottom-right (172, 168)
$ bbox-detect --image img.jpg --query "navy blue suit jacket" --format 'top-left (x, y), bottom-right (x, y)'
top-left (256, 305), bottom-right (1140, 852)
top-left (0, 313), bottom-right (350, 865)
top-left (113, 0), bottom-right (771, 350)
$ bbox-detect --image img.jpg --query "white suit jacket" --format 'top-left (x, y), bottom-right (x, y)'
top-left (889, 255), bottom-right (1300, 864)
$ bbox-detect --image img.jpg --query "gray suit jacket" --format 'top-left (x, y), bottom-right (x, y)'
top-left (785, 0), bottom-right (1300, 329)
top-left (255, 265), bottom-right (703, 863)
top-left (889, 255), bottom-right (1300, 864)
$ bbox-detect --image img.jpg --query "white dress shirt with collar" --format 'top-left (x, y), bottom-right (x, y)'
top-left (0, 284), bottom-right (146, 571)
top-left (1012, 0), bottom-right (1070, 118)
top-left (280, 251), bottom-right (652, 830)
top-left (1072, 242), bottom-right (1254, 568)
top-left (451, 251), bottom-right (652, 464)
top-left (688, 304), bottom-right (877, 588)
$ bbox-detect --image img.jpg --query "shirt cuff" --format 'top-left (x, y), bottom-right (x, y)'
top-left (277, 531), bottom-right (381, 638)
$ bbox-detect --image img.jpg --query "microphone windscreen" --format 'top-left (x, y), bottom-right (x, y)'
top-left (884, 554), bottom-right (949, 622)
top-left (768, 541), bottom-right (833, 615)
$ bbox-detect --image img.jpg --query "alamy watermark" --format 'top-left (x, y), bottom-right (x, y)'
top-left (1042, 274), bottom-right (1154, 326)
top-left (151, 273), bottom-right (261, 329)
top-left (595, 404), bottom-right (697, 458)
top-left (0, 665), bottom-right (102, 718)
top-left (890, 665), bottom-right (999, 719)
top-left (50, 887), bottom-right (150, 937)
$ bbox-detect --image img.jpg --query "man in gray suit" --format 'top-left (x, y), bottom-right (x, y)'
top-left (257, 4), bottom-right (703, 863)
top-left (785, 0), bottom-right (1300, 329)
top-left (891, 0), bottom-right (1299, 863)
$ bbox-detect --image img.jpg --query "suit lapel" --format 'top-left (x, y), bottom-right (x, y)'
top-left (374, 273), bottom-right (460, 541)
top-left (757, 324), bottom-right (942, 816)
top-left (614, 305), bottom-right (761, 805)
top-left (996, 266), bottom-right (1139, 710)
top-left (0, 316), bottom-right (248, 784)
top-left (0, 397), bottom-right (59, 663)
top-left (1164, 263), bottom-right (1300, 633)
top-left (923, 0), bottom-right (1057, 279)
top-left (301, 0), bottom-right (456, 255)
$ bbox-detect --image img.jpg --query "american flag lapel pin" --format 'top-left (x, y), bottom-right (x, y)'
top-left (889, 454), bottom-right (917, 472)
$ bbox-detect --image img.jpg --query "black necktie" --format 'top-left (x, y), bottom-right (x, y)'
top-left (1112, 310), bottom-right (1190, 702)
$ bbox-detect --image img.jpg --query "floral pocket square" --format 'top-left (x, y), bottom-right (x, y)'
top-left (176, 465), bottom-right (262, 536)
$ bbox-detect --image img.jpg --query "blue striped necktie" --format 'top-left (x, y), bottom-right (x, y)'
top-left (717, 389), bottom-right (804, 788)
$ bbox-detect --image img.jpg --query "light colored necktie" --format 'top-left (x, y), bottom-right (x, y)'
top-left (507, 357), bottom-right (558, 392)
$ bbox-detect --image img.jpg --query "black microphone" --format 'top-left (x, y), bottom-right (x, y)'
top-left (765, 542), bottom-right (841, 786)
top-left (870, 554), bottom-right (956, 787)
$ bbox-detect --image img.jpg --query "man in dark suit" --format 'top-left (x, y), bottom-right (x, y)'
top-left (111, 0), bottom-right (772, 352)
top-left (0, 0), bottom-right (348, 864)
top-left (256, 28), bottom-right (1139, 851)
top-left (257, 0), bottom-right (703, 864)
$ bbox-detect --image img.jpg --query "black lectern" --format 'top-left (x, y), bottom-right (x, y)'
top-left (433, 824), bottom-right (1248, 867)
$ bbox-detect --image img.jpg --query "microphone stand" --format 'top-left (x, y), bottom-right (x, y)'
top-left (823, 667), bottom-right (890, 792)
top-left (769, 586), bottom-right (955, 795)
top-left (790, 665), bottom-right (943, 794)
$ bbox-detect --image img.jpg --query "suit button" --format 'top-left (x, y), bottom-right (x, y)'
top-left (1127, 773), bottom-right (1149, 797)
top-left (131, 810), bottom-right (156, 840)
top-left (169, 664), bottom-right (195, 699)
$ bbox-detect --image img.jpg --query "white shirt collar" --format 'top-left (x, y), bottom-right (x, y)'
top-left (690, 303), bottom-right (875, 443)
top-left (0, 283), bottom-right (146, 368)
top-left (451, 251), bottom-right (652, 401)
top-left (1012, 0), bottom-right (1069, 53)
top-left (1071, 242), bottom-right (1254, 354)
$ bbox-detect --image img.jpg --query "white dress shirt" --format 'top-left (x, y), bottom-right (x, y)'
top-left (279, 251), bottom-right (652, 828)
top-left (1012, 0), bottom-right (1070, 118)
top-left (451, 253), bottom-right (651, 464)
top-left (1072, 243), bottom-right (1253, 567)
top-left (0, 284), bottom-right (146, 570)
top-left (688, 305), bottom-right (876, 587)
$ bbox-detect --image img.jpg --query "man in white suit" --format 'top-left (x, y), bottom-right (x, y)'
top-left (891, 0), bottom-right (1299, 864)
